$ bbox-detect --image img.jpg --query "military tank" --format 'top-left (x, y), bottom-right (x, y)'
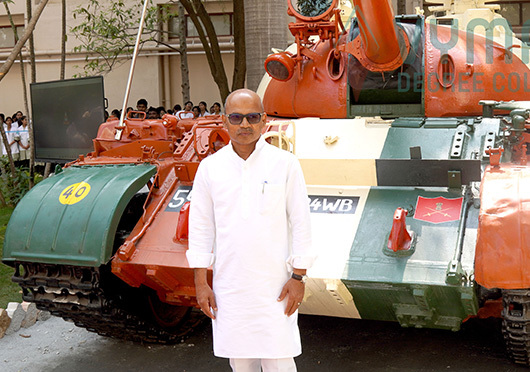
top-left (3, 0), bottom-right (530, 366)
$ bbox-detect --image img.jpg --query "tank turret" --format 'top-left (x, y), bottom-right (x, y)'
top-left (262, 0), bottom-right (530, 118)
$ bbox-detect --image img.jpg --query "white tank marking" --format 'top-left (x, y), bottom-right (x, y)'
top-left (295, 118), bottom-right (391, 186)
top-left (299, 278), bottom-right (360, 319)
top-left (299, 186), bottom-right (371, 319)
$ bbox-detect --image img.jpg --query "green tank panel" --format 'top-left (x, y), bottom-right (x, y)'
top-left (343, 187), bottom-right (479, 330)
top-left (339, 120), bottom-right (499, 330)
top-left (3, 163), bottom-right (156, 266)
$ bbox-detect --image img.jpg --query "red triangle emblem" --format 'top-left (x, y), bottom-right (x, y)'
top-left (413, 196), bottom-right (463, 224)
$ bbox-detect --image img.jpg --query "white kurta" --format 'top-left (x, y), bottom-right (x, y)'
top-left (187, 136), bottom-right (314, 359)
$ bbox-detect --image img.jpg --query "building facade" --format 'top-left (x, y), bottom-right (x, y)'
top-left (0, 0), bottom-right (242, 116)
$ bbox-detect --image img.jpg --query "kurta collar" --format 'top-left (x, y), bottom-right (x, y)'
top-left (228, 136), bottom-right (267, 164)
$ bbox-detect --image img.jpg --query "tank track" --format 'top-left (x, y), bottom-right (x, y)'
top-left (502, 289), bottom-right (530, 366)
top-left (12, 262), bottom-right (203, 344)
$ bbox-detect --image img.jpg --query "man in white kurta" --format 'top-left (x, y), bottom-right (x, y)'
top-left (187, 89), bottom-right (314, 372)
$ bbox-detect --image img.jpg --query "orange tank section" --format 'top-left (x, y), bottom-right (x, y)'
top-left (263, 38), bottom-right (348, 118)
top-left (264, 3), bottom-right (530, 119)
top-left (62, 115), bottom-right (229, 307)
top-left (350, 0), bottom-right (410, 72)
top-left (424, 24), bottom-right (530, 117)
top-left (106, 118), bottom-right (227, 307)
top-left (475, 165), bottom-right (530, 289)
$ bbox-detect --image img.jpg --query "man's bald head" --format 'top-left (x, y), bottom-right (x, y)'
top-left (224, 89), bottom-right (264, 114)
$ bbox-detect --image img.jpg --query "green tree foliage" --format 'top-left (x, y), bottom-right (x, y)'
top-left (71, 0), bottom-right (246, 102)
top-left (0, 159), bottom-right (42, 207)
top-left (71, 0), bottom-right (176, 76)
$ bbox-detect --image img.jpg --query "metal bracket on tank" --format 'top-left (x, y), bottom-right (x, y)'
top-left (447, 170), bottom-right (461, 189)
top-left (450, 125), bottom-right (467, 159)
top-left (482, 131), bottom-right (497, 159)
top-left (446, 259), bottom-right (466, 285)
top-left (445, 187), bottom-right (472, 285)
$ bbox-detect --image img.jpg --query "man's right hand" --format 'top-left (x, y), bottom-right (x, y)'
top-left (194, 268), bottom-right (217, 319)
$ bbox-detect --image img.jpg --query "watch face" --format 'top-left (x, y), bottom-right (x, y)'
top-left (301, 275), bottom-right (308, 283)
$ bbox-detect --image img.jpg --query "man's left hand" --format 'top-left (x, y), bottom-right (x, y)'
top-left (278, 278), bottom-right (305, 317)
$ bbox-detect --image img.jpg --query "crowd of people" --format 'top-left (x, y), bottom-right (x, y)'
top-left (0, 111), bottom-right (30, 164)
top-left (106, 98), bottom-right (223, 121)
top-left (1, 98), bottom-right (222, 164)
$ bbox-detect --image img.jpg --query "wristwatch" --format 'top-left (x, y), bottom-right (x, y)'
top-left (291, 273), bottom-right (308, 283)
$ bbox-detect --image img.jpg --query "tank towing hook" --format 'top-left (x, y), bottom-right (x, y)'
top-left (384, 207), bottom-right (416, 257)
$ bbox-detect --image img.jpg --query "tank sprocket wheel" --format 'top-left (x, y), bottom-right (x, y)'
top-left (502, 289), bottom-right (530, 366)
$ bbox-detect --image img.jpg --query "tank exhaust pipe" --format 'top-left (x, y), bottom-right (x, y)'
top-left (350, 0), bottom-right (410, 72)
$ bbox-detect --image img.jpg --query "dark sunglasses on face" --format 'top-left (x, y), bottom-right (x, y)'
top-left (226, 112), bottom-right (263, 125)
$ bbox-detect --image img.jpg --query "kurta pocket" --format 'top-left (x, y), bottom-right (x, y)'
top-left (259, 184), bottom-right (284, 215)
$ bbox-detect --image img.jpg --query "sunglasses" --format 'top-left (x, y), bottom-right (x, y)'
top-left (226, 112), bottom-right (263, 125)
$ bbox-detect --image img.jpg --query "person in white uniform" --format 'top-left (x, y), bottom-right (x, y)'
top-left (17, 116), bottom-right (30, 161)
top-left (187, 89), bottom-right (315, 372)
top-left (176, 101), bottom-right (195, 120)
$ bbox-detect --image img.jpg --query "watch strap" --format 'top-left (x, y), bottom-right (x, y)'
top-left (291, 273), bottom-right (307, 282)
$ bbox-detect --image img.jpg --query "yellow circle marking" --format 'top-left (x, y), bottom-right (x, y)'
top-left (59, 182), bottom-right (91, 205)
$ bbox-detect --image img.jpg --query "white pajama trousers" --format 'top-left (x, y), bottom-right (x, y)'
top-left (229, 358), bottom-right (297, 372)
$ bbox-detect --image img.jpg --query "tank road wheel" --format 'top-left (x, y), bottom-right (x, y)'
top-left (502, 289), bottom-right (530, 366)
top-left (14, 263), bottom-right (204, 344)
top-left (146, 290), bottom-right (193, 329)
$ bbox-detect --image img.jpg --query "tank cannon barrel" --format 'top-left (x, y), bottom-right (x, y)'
top-left (351, 0), bottom-right (409, 72)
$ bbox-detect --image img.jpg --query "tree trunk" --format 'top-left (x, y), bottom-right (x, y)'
top-left (21, 0), bottom-right (36, 187)
top-left (180, 0), bottom-right (230, 102)
top-left (244, 0), bottom-right (290, 91)
top-left (0, 0), bottom-right (49, 82)
top-left (60, 0), bottom-right (66, 80)
top-left (27, 0), bottom-right (36, 83)
top-left (231, 0), bottom-right (246, 91)
top-left (397, 0), bottom-right (406, 15)
top-left (0, 124), bottom-right (16, 180)
top-left (177, 2), bottom-right (190, 103)
top-left (0, 159), bottom-right (8, 207)
top-left (0, 187), bottom-right (7, 207)
top-left (44, 162), bottom-right (52, 178)
top-left (4, 2), bottom-right (30, 124)
top-left (2, 2), bottom-right (23, 177)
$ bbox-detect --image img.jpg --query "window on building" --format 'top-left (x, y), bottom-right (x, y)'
top-left (169, 13), bottom-right (233, 39)
top-left (0, 26), bottom-right (25, 48)
top-left (497, 1), bottom-right (530, 27)
top-left (0, 15), bottom-right (24, 49)
top-left (493, 1), bottom-right (530, 43)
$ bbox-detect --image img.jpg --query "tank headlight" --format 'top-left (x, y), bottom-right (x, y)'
top-left (264, 52), bottom-right (295, 81)
top-left (288, 0), bottom-right (337, 22)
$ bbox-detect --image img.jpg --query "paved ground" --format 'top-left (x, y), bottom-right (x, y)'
top-left (0, 314), bottom-right (527, 372)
